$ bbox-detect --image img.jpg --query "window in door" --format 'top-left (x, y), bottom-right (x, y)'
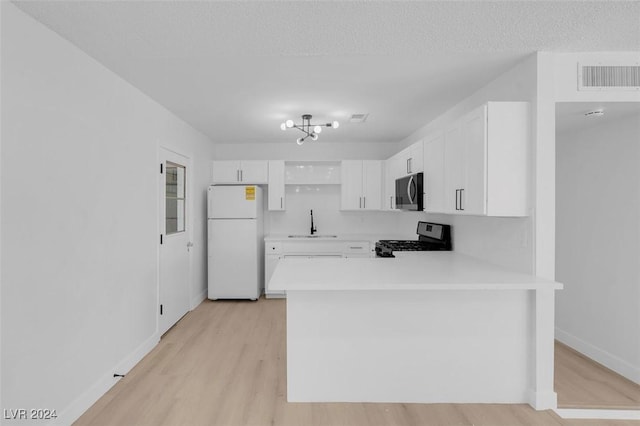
top-left (165, 161), bottom-right (186, 234)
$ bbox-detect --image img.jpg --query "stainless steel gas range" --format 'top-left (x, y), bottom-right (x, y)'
top-left (375, 221), bottom-right (452, 258)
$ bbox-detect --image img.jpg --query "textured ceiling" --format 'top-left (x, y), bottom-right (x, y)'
top-left (11, 1), bottom-right (640, 144)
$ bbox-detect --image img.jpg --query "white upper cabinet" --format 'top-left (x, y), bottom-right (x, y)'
top-left (362, 160), bottom-right (382, 210)
top-left (241, 160), bottom-right (269, 184)
top-left (383, 155), bottom-right (403, 211)
top-left (423, 132), bottom-right (446, 213)
top-left (442, 102), bottom-right (529, 217)
top-left (211, 160), bottom-right (268, 184)
top-left (461, 107), bottom-right (487, 215)
top-left (396, 140), bottom-right (424, 177)
top-left (341, 160), bottom-right (382, 211)
top-left (407, 141), bottom-right (424, 174)
top-left (444, 123), bottom-right (464, 213)
top-left (211, 160), bottom-right (239, 183)
top-left (341, 160), bottom-right (363, 210)
top-left (267, 160), bottom-right (285, 211)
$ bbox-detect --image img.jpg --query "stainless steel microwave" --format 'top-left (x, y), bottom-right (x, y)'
top-left (395, 173), bottom-right (423, 211)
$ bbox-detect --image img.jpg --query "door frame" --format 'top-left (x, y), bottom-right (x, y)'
top-left (157, 146), bottom-right (194, 335)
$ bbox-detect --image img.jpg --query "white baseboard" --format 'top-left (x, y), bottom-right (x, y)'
top-left (555, 327), bottom-right (640, 384)
top-left (265, 293), bottom-right (286, 299)
top-left (554, 408), bottom-right (640, 420)
top-left (191, 288), bottom-right (207, 309)
top-left (527, 389), bottom-right (558, 410)
top-left (51, 333), bottom-right (159, 426)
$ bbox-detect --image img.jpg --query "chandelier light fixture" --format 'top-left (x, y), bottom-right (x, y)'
top-left (280, 114), bottom-right (340, 145)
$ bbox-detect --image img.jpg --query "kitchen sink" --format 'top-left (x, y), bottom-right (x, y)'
top-left (288, 234), bottom-right (338, 238)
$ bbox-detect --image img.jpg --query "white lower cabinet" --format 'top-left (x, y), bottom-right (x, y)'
top-left (264, 240), bottom-right (373, 298)
top-left (265, 254), bottom-right (284, 298)
top-left (342, 242), bottom-right (372, 258)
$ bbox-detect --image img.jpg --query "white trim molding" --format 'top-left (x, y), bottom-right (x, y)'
top-left (556, 327), bottom-right (640, 385)
top-left (554, 409), bottom-right (640, 420)
top-left (51, 333), bottom-right (159, 426)
top-left (527, 390), bottom-right (558, 411)
top-left (191, 288), bottom-right (207, 310)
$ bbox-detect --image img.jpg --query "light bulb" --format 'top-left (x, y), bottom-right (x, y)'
top-left (311, 133), bottom-right (318, 141)
top-left (296, 137), bottom-right (304, 145)
top-left (314, 126), bottom-right (322, 134)
top-left (286, 120), bottom-right (294, 128)
top-left (332, 121), bottom-right (340, 129)
top-left (280, 123), bottom-right (287, 131)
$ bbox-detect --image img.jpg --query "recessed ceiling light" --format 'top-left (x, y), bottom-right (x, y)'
top-left (584, 109), bottom-right (605, 117)
top-left (349, 113), bottom-right (369, 123)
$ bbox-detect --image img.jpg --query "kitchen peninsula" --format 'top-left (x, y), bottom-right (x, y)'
top-left (269, 252), bottom-right (563, 410)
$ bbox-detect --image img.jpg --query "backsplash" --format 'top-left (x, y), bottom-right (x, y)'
top-left (264, 185), bottom-right (422, 237)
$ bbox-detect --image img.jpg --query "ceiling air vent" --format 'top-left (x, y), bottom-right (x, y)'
top-left (349, 113), bottom-right (369, 123)
top-left (578, 63), bottom-right (640, 91)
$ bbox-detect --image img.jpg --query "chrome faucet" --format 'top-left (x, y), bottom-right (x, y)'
top-left (310, 210), bottom-right (317, 235)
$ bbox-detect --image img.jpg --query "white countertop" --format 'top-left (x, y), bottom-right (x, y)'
top-left (269, 251), bottom-right (563, 291)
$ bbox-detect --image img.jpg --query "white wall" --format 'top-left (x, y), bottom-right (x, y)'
top-left (214, 140), bottom-right (398, 161)
top-left (398, 55), bottom-right (539, 273)
top-left (555, 113), bottom-right (640, 383)
top-left (0, 4), bottom-right (214, 423)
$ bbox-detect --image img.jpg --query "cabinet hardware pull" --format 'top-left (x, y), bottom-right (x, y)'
top-left (237, 169), bottom-right (240, 182)
top-left (406, 158), bottom-right (409, 174)
top-left (390, 196), bottom-right (393, 209)
top-left (460, 188), bottom-right (464, 211)
top-left (363, 197), bottom-right (366, 209)
top-left (359, 197), bottom-right (362, 209)
top-left (455, 189), bottom-right (459, 210)
top-left (280, 197), bottom-right (283, 209)
top-left (240, 169), bottom-right (243, 181)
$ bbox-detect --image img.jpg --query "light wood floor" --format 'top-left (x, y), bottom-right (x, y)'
top-left (555, 341), bottom-right (640, 410)
top-left (75, 298), bottom-right (639, 426)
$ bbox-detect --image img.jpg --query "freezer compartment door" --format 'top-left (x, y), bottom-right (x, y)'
top-left (208, 219), bottom-right (260, 299)
top-left (208, 185), bottom-right (260, 219)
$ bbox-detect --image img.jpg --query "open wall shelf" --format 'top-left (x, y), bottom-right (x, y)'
top-left (285, 161), bottom-right (341, 185)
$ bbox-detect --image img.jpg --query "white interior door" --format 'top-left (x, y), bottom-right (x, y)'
top-left (159, 148), bottom-right (191, 336)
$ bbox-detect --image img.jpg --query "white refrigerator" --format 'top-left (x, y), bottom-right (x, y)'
top-left (208, 185), bottom-right (264, 300)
